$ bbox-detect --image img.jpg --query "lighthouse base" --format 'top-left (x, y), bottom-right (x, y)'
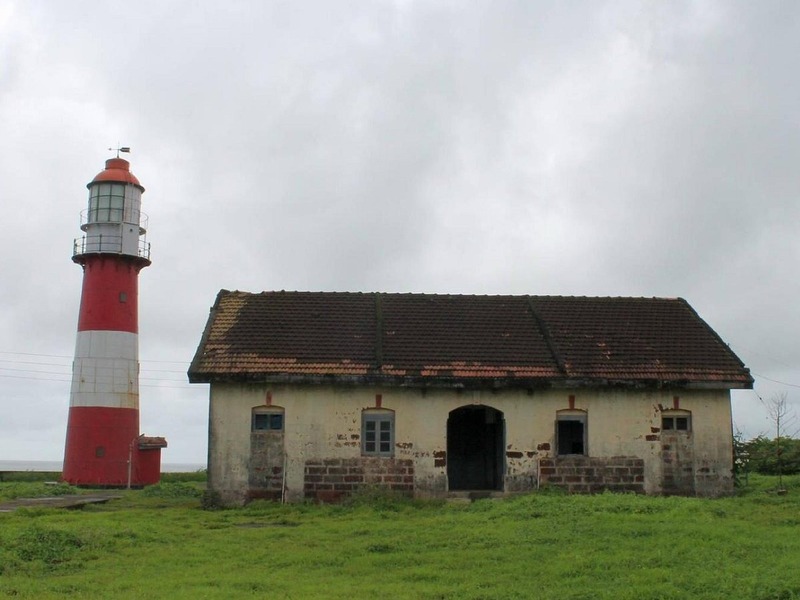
top-left (63, 406), bottom-right (165, 487)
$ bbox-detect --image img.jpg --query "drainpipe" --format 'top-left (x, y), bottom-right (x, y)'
top-left (536, 457), bottom-right (541, 490)
top-left (281, 455), bottom-right (288, 503)
top-left (127, 438), bottom-right (135, 489)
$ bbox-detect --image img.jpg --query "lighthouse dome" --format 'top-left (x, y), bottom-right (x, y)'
top-left (88, 158), bottom-right (144, 191)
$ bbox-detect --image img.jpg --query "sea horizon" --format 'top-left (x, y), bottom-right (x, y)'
top-left (0, 459), bottom-right (205, 473)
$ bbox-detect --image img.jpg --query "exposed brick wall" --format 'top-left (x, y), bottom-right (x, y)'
top-left (304, 457), bottom-right (414, 502)
top-left (539, 456), bottom-right (644, 494)
top-left (694, 464), bottom-right (733, 497)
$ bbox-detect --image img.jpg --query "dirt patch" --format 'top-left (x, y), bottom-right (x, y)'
top-left (0, 493), bottom-right (121, 512)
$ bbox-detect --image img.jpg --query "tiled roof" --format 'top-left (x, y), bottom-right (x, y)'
top-left (188, 291), bottom-right (752, 389)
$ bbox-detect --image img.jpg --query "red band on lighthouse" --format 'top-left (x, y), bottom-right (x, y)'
top-left (77, 255), bottom-right (143, 333)
top-left (63, 406), bottom-right (139, 485)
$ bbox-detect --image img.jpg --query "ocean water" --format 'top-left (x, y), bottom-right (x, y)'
top-left (0, 460), bottom-right (205, 473)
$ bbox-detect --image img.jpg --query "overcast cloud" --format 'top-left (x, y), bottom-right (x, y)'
top-left (1, 0), bottom-right (799, 464)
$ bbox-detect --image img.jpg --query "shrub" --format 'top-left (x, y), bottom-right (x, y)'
top-left (141, 482), bottom-right (203, 499)
top-left (160, 470), bottom-right (208, 484)
top-left (201, 489), bottom-right (225, 510)
top-left (14, 525), bottom-right (84, 566)
top-left (743, 436), bottom-right (800, 476)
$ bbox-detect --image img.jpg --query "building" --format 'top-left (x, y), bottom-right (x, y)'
top-left (63, 155), bottom-right (166, 487)
top-left (188, 290), bottom-right (752, 504)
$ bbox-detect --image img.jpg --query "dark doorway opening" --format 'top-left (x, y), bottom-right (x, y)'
top-left (447, 405), bottom-right (505, 491)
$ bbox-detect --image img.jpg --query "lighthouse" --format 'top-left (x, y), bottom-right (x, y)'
top-left (63, 152), bottom-right (166, 487)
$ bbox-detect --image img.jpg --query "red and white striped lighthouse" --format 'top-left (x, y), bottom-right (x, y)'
top-left (63, 153), bottom-right (166, 486)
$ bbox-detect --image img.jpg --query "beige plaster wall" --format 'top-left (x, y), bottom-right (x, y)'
top-left (207, 383), bottom-right (734, 504)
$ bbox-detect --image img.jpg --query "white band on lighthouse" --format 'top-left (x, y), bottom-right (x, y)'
top-left (69, 331), bottom-right (140, 409)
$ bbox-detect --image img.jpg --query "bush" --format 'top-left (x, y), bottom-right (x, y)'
top-left (160, 470), bottom-right (207, 484)
top-left (141, 482), bottom-right (203, 499)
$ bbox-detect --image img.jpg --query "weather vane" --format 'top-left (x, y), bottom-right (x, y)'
top-left (108, 145), bottom-right (131, 158)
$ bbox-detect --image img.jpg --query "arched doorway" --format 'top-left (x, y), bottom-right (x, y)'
top-left (447, 405), bottom-right (505, 491)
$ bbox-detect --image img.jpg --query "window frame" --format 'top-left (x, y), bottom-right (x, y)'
top-left (88, 183), bottom-right (126, 223)
top-left (555, 409), bottom-right (588, 456)
top-left (661, 410), bottom-right (692, 433)
top-left (362, 409), bottom-right (395, 457)
top-left (251, 407), bottom-right (285, 432)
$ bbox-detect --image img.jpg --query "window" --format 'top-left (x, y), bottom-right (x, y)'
top-left (662, 411), bottom-right (691, 432)
top-left (362, 410), bottom-right (394, 456)
top-left (252, 408), bottom-right (284, 432)
top-left (88, 183), bottom-right (125, 223)
top-left (556, 410), bottom-right (587, 456)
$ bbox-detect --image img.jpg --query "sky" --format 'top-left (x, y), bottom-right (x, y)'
top-left (1, 0), bottom-right (799, 465)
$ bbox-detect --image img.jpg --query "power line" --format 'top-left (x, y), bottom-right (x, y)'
top-left (0, 367), bottom-right (70, 376)
top-left (0, 345), bottom-right (193, 388)
top-left (0, 350), bottom-right (189, 365)
top-left (0, 366), bottom-right (190, 385)
top-left (0, 374), bottom-right (70, 382)
top-left (0, 362), bottom-right (188, 376)
top-left (0, 356), bottom-right (189, 375)
top-left (730, 343), bottom-right (797, 372)
top-left (0, 366), bottom-right (187, 380)
top-left (752, 372), bottom-right (800, 390)
top-left (4, 352), bottom-right (799, 390)
top-left (0, 360), bottom-right (71, 368)
top-left (0, 351), bottom-right (72, 359)
top-left (0, 373), bottom-right (195, 390)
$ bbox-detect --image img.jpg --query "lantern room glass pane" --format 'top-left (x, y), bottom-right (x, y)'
top-left (88, 183), bottom-right (126, 223)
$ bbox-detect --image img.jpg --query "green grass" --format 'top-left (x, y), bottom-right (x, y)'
top-left (0, 470), bottom-right (207, 502)
top-left (1, 475), bottom-right (799, 599)
top-left (0, 471), bottom-right (62, 483)
top-left (0, 469), bottom-right (207, 484)
top-left (0, 481), bottom-right (77, 501)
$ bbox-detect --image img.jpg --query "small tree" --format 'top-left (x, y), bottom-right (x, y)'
top-left (762, 392), bottom-right (799, 490)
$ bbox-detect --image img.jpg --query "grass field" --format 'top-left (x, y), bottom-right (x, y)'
top-left (1, 475), bottom-right (798, 599)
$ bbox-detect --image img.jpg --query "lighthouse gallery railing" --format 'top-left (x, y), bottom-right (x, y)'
top-left (73, 235), bottom-right (151, 260)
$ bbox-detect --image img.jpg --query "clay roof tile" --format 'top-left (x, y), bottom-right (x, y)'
top-left (187, 291), bottom-right (751, 389)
